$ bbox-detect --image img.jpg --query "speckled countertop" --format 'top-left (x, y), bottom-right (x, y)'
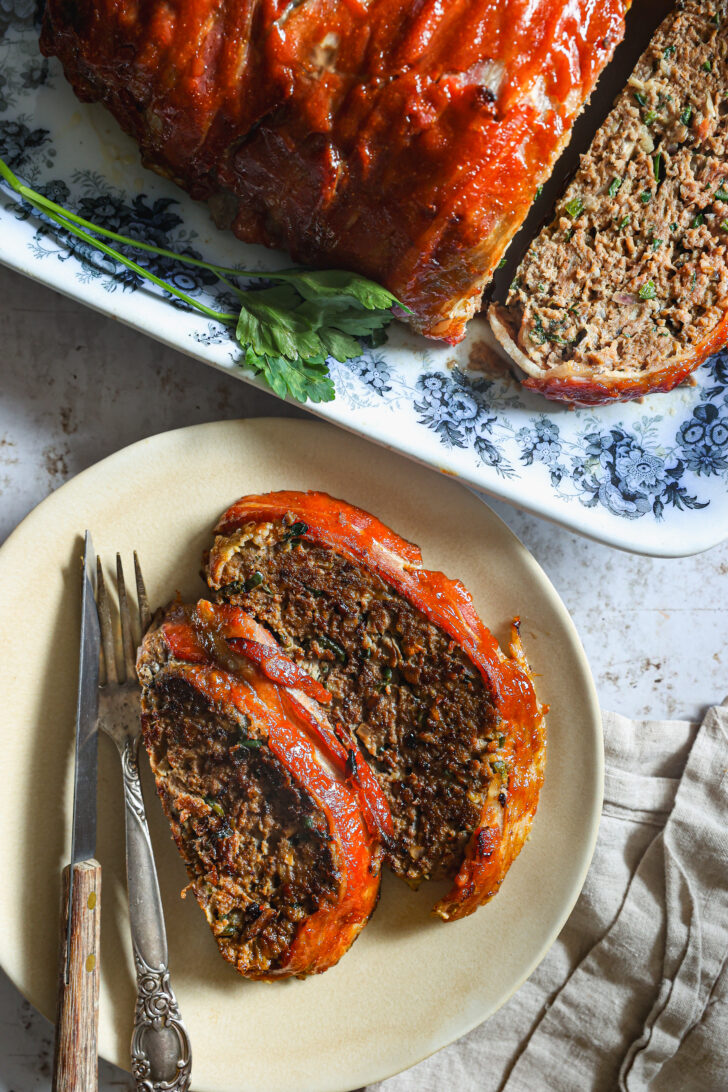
top-left (1, 263), bottom-right (726, 1090)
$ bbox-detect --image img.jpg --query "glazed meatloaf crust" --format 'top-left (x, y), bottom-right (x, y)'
top-left (40, 0), bottom-right (629, 343)
top-left (490, 1), bottom-right (728, 405)
top-left (137, 600), bottom-right (389, 979)
top-left (205, 491), bottom-right (546, 922)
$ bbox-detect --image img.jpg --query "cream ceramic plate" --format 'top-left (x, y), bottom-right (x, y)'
top-left (0, 419), bottom-right (601, 1092)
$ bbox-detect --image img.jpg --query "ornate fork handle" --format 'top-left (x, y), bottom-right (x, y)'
top-left (121, 736), bottom-right (192, 1091)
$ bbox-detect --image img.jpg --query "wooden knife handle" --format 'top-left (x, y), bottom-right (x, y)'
top-left (52, 860), bottom-right (102, 1092)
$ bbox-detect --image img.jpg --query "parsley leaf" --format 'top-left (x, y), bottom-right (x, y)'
top-left (244, 348), bottom-right (336, 403)
top-left (293, 269), bottom-right (401, 311)
top-left (0, 155), bottom-right (404, 406)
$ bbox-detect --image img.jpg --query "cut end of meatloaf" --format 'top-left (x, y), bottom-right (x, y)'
top-left (490, 1), bottom-right (728, 404)
top-left (138, 629), bottom-right (343, 980)
top-left (205, 514), bottom-right (506, 888)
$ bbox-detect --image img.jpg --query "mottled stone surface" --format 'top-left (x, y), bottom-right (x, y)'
top-left (1, 264), bottom-right (725, 1089)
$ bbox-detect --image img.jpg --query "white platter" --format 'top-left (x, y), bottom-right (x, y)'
top-left (2, 11), bottom-right (726, 556)
top-left (0, 418), bottom-right (602, 1092)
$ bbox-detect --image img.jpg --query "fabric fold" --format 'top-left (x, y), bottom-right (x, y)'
top-left (620, 702), bottom-right (728, 1090)
top-left (364, 703), bottom-right (728, 1092)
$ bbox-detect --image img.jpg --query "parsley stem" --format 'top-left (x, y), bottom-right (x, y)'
top-left (48, 205), bottom-right (237, 321)
top-left (0, 157), bottom-right (237, 322)
top-left (0, 156), bottom-right (401, 406)
top-left (1, 156), bottom-right (305, 284)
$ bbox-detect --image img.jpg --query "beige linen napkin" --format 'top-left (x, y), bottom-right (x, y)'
top-left (364, 701), bottom-right (728, 1092)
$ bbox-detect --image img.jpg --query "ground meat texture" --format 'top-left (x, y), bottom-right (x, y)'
top-left (490, 1), bottom-right (728, 401)
top-left (206, 518), bottom-right (502, 885)
top-left (140, 673), bottom-right (341, 977)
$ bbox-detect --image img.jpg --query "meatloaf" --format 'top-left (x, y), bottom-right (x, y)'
top-left (204, 491), bottom-right (546, 921)
top-left (40, 0), bottom-right (629, 343)
top-left (137, 600), bottom-right (388, 979)
top-left (490, 0), bottom-right (728, 405)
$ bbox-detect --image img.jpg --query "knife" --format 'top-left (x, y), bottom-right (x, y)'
top-left (52, 531), bottom-right (102, 1092)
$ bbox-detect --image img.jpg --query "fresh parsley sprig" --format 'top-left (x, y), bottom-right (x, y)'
top-left (0, 157), bottom-right (406, 403)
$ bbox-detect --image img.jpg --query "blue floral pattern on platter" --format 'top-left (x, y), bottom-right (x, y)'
top-left (360, 360), bottom-right (727, 521)
top-left (1, 14), bottom-right (727, 552)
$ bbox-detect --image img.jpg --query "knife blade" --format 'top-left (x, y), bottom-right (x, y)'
top-left (66, 529), bottom-right (101, 966)
top-left (52, 531), bottom-right (102, 1092)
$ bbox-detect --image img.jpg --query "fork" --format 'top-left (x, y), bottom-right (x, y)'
top-left (96, 553), bottom-right (192, 1091)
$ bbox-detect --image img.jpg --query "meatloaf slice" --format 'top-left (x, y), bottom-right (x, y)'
top-left (205, 491), bottom-right (546, 922)
top-left (137, 601), bottom-right (385, 979)
top-left (490, 0), bottom-right (728, 405)
top-left (40, 0), bottom-right (629, 343)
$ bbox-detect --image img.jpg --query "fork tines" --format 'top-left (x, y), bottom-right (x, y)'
top-left (96, 552), bottom-right (151, 685)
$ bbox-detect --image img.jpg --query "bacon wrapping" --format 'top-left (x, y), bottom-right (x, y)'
top-left (207, 490), bottom-right (547, 920)
top-left (40, 0), bottom-right (629, 342)
top-left (137, 600), bottom-right (391, 978)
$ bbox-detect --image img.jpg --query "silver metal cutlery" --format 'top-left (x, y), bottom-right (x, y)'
top-left (96, 551), bottom-right (191, 1091)
top-left (53, 536), bottom-right (191, 1092)
top-left (52, 531), bottom-right (102, 1092)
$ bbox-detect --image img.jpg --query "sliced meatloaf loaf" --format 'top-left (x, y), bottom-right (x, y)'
top-left (40, 0), bottom-right (629, 343)
top-left (490, 0), bottom-right (728, 405)
top-left (205, 491), bottom-right (546, 922)
top-left (137, 600), bottom-right (388, 979)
